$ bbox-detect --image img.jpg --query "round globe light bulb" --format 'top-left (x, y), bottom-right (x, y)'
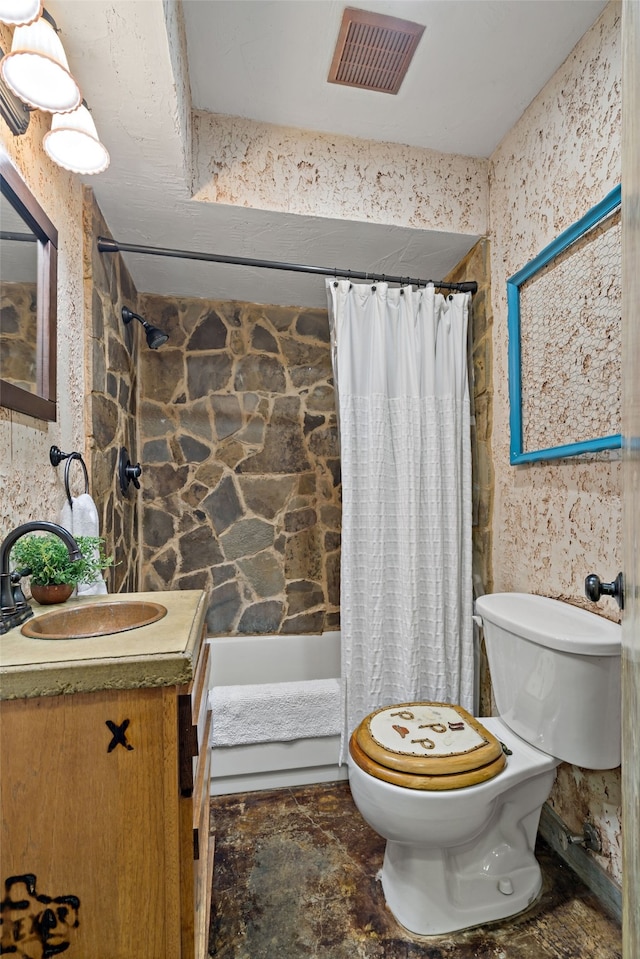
top-left (0, 0), bottom-right (42, 26)
top-left (1, 17), bottom-right (81, 113)
top-left (44, 103), bottom-right (110, 175)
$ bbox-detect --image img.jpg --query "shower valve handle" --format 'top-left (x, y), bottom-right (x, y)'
top-left (126, 463), bottom-right (142, 489)
top-left (584, 572), bottom-right (624, 610)
top-left (118, 447), bottom-right (142, 494)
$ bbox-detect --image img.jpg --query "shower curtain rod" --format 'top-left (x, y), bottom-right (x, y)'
top-left (96, 236), bottom-right (477, 295)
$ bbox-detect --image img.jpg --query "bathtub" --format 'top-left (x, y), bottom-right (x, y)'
top-left (207, 630), bottom-right (347, 795)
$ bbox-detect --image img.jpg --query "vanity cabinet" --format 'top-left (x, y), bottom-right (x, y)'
top-left (0, 591), bottom-right (212, 959)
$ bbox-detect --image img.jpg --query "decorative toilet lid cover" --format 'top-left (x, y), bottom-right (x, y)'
top-left (355, 702), bottom-right (505, 777)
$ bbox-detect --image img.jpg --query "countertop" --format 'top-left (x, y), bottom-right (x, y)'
top-left (0, 589), bottom-right (208, 700)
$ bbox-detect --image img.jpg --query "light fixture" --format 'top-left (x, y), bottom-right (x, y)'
top-left (0, 0), bottom-right (42, 26)
top-left (0, 43), bottom-right (30, 134)
top-left (0, 10), bottom-right (81, 113)
top-left (44, 100), bottom-right (110, 174)
top-left (122, 307), bottom-right (169, 350)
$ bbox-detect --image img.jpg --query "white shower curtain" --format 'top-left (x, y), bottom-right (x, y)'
top-left (326, 280), bottom-right (473, 761)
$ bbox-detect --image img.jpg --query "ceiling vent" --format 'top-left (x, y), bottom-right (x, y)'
top-left (328, 7), bottom-right (425, 95)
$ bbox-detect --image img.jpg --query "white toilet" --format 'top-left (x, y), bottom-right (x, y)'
top-left (347, 592), bottom-right (621, 937)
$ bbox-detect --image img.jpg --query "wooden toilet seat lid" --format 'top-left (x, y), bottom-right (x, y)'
top-left (351, 702), bottom-right (506, 790)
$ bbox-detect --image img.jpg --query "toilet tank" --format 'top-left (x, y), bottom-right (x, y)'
top-left (475, 593), bottom-right (621, 769)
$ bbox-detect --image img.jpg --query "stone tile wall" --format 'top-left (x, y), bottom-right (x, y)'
top-left (445, 239), bottom-right (493, 597)
top-left (0, 283), bottom-right (37, 390)
top-left (137, 294), bottom-right (341, 636)
top-left (85, 191), bottom-right (140, 593)
top-left (445, 238), bottom-right (494, 713)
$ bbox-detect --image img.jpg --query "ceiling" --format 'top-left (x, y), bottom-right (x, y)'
top-left (46, 0), bottom-right (608, 309)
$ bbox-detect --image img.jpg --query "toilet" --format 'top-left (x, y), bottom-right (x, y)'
top-left (347, 593), bottom-right (621, 937)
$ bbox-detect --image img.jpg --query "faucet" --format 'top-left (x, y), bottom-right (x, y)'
top-left (0, 522), bottom-right (82, 635)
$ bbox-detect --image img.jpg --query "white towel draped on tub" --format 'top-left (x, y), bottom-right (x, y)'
top-left (209, 678), bottom-right (342, 747)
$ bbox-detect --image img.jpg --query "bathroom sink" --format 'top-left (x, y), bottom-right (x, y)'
top-left (21, 600), bottom-right (167, 640)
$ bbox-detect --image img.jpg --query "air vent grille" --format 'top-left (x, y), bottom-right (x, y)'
top-left (328, 7), bottom-right (425, 95)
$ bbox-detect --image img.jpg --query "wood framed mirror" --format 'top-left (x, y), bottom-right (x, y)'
top-left (0, 154), bottom-right (57, 421)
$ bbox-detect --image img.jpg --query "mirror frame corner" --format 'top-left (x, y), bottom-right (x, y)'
top-left (0, 153), bottom-right (58, 422)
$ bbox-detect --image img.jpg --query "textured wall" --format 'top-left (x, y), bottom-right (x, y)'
top-left (489, 1), bottom-right (622, 884)
top-left (0, 21), bottom-right (86, 536)
top-left (193, 113), bottom-right (488, 236)
top-left (137, 294), bottom-right (341, 636)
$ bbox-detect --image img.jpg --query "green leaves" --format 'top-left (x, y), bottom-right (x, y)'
top-left (11, 534), bottom-right (114, 587)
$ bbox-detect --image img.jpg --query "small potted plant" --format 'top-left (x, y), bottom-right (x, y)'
top-left (11, 534), bottom-right (114, 604)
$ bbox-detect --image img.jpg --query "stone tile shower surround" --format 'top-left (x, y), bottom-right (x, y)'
top-left (85, 191), bottom-right (140, 593)
top-left (137, 294), bottom-right (341, 635)
top-left (86, 203), bottom-right (485, 640)
top-left (445, 238), bottom-right (495, 714)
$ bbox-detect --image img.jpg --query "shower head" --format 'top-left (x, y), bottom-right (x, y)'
top-left (121, 306), bottom-right (169, 350)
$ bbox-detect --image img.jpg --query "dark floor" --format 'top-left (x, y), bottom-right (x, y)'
top-left (208, 781), bottom-right (621, 959)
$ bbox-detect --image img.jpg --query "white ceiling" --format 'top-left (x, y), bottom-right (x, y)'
top-left (184, 0), bottom-right (607, 158)
top-left (46, 0), bottom-right (608, 309)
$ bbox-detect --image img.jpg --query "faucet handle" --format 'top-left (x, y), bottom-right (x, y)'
top-left (10, 568), bottom-right (31, 609)
top-left (584, 572), bottom-right (624, 610)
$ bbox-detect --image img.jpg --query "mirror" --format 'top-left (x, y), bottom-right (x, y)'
top-left (0, 154), bottom-right (57, 421)
top-left (507, 184), bottom-right (621, 463)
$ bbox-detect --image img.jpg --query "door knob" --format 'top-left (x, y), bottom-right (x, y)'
top-left (584, 572), bottom-right (624, 610)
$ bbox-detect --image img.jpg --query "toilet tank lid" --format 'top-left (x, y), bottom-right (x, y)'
top-left (475, 593), bottom-right (621, 656)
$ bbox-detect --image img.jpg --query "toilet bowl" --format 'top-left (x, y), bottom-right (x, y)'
top-left (347, 593), bottom-right (621, 937)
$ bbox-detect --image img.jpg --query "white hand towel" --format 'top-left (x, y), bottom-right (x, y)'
top-left (59, 493), bottom-right (108, 595)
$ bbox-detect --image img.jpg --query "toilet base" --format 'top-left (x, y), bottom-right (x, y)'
top-left (348, 717), bottom-right (560, 937)
top-left (381, 838), bottom-right (543, 936)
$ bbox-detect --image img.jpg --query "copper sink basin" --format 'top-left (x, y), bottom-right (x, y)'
top-left (21, 600), bottom-right (167, 640)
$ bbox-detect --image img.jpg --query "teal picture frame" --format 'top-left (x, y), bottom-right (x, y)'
top-left (507, 184), bottom-right (622, 464)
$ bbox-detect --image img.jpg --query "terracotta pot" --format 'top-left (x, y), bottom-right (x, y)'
top-left (30, 583), bottom-right (74, 605)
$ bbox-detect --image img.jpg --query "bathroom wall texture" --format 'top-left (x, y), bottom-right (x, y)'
top-left (489, 1), bottom-right (622, 885)
top-left (136, 293), bottom-right (341, 636)
top-left (193, 113), bottom-right (488, 237)
top-left (0, 20), bottom-right (87, 537)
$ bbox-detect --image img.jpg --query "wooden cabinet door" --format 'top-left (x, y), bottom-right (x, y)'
top-left (0, 686), bottom-right (182, 959)
top-left (178, 636), bottom-right (214, 959)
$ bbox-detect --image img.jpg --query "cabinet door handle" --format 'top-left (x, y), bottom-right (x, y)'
top-left (193, 827), bottom-right (200, 861)
top-left (178, 694), bottom-right (198, 797)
